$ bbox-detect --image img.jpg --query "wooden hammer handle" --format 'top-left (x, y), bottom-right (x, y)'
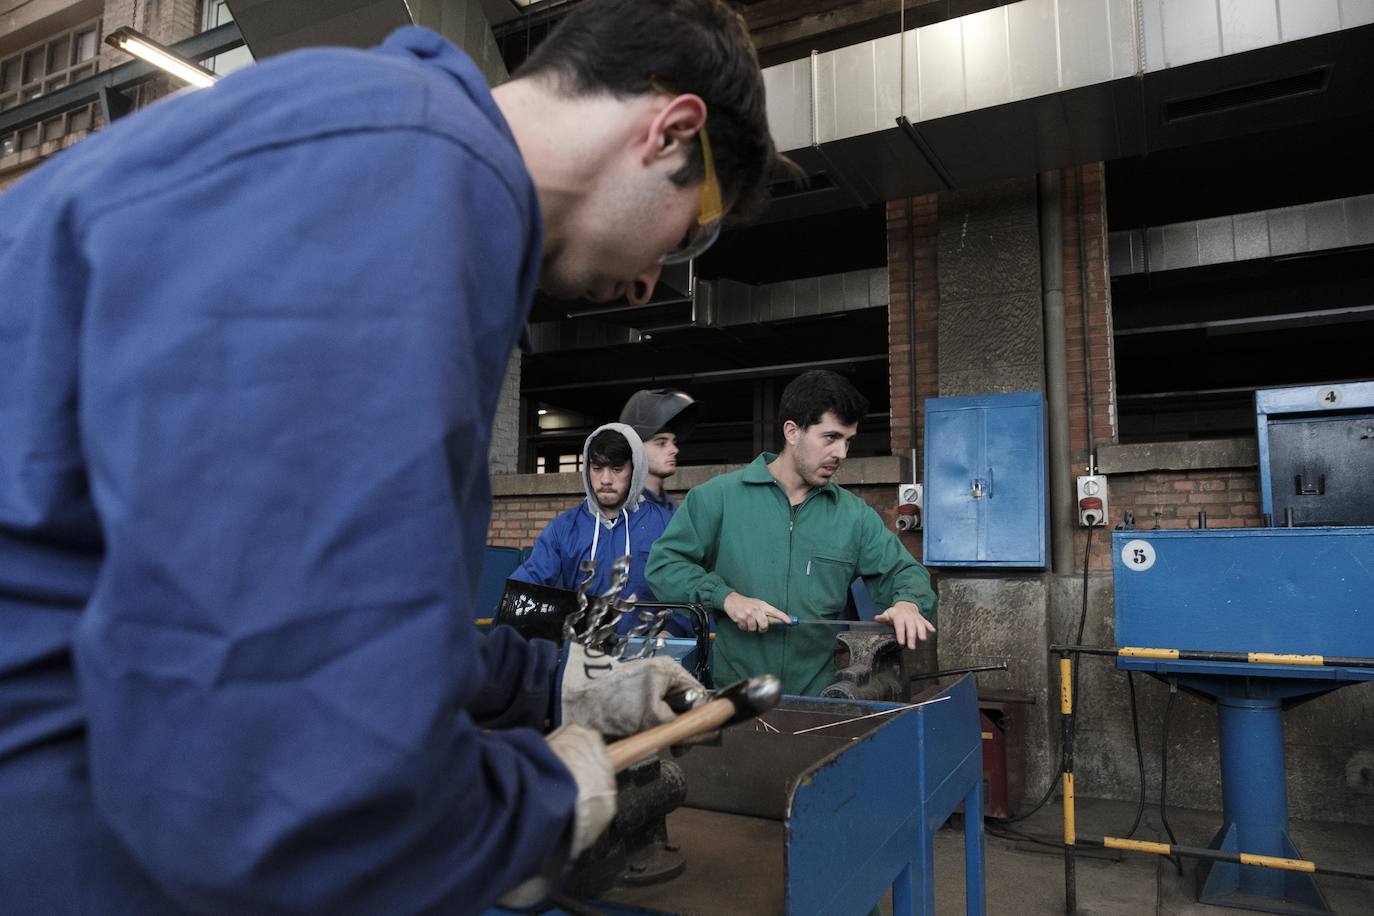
top-left (606, 697), bottom-right (736, 770)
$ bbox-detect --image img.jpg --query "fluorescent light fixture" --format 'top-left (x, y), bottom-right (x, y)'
top-left (537, 409), bottom-right (548, 415)
top-left (105, 27), bottom-right (219, 88)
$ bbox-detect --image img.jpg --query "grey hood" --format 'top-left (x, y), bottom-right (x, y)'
top-left (581, 421), bottom-right (648, 521)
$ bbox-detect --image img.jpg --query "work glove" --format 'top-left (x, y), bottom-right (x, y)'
top-left (497, 724), bottom-right (616, 910)
top-left (559, 642), bottom-right (705, 738)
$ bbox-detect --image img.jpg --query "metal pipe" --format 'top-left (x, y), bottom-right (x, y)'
top-left (0, 22), bottom-right (243, 135)
top-left (1079, 836), bottom-right (1374, 882)
top-left (1049, 644), bottom-right (1374, 669)
top-left (905, 197), bottom-right (920, 487)
top-left (1075, 167), bottom-right (1096, 471)
top-left (522, 354), bottom-right (886, 393)
top-left (1040, 171), bottom-right (1074, 573)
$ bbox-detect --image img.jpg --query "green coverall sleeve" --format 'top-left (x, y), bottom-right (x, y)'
top-left (855, 506), bottom-right (938, 621)
top-left (645, 486), bottom-right (733, 611)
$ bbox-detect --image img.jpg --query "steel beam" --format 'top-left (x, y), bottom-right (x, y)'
top-left (0, 22), bottom-right (243, 136)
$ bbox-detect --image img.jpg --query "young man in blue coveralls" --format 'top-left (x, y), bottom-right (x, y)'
top-left (511, 423), bottom-right (691, 637)
top-left (0, 1), bottom-right (779, 912)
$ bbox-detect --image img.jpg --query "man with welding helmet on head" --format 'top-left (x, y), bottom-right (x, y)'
top-left (620, 387), bottom-right (702, 512)
top-left (0, 0), bottom-right (782, 911)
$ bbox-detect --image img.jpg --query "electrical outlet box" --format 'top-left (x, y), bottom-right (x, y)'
top-left (896, 483), bottom-right (922, 531)
top-left (1077, 475), bottom-right (1108, 527)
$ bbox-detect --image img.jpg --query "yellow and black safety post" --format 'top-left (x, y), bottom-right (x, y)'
top-left (1058, 650), bottom-right (1076, 914)
top-left (1048, 641), bottom-right (1374, 914)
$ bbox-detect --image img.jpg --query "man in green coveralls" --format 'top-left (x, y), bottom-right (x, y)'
top-left (647, 370), bottom-right (936, 695)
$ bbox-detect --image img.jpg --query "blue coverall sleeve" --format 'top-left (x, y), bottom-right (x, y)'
top-left (468, 628), bottom-right (559, 730)
top-left (70, 126), bottom-right (575, 914)
top-left (510, 514), bottom-right (572, 587)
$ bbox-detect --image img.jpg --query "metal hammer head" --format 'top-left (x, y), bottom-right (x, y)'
top-left (716, 674), bottom-right (782, 725)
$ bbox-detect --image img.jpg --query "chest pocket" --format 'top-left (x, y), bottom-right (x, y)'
top-left (806, 553), bottom-right (856, 603)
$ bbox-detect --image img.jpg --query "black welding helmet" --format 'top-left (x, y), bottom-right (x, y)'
top-left (619, 388), bottom-right (701, 443)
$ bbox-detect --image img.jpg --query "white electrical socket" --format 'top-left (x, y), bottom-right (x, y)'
top-left (896, 484), bottom-right (922, 531)
top-left (1076, 475), bottom-right (1108, 527)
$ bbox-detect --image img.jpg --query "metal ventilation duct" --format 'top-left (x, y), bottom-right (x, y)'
top-left (1109, 193), bottom-right (1374, 276)
top-left (758, 0), bottom-right (1374, 215)
top-left (225, 0), bottom-right (413, 59)
top-left (715, 268), bottom-right (889, 326)
top-left (526, 267), bottom-right (887, 352)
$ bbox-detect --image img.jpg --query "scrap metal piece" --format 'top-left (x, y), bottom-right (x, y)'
top-left (562, 559), bottom-right (599, 642)
top-left (581, 555), bottom-right (633, 654)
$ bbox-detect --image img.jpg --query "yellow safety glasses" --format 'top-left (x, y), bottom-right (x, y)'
top-left (653, 79), bottom-right (724, 265)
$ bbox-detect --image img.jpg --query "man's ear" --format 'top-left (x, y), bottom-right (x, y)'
top-left (640, 93), bottom-right (707, 166)
top-left (782, 419), bottom-right (802, 447)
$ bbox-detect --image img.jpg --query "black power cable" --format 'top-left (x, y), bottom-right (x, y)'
top-left (1160, 678), bottom-right (1184, 874)
top-left (1005, 524), bottom-right (1095, 825)
top-left (997, 523), bottom-right (1150, 849)
top-left (1122, 671), bottom-right (1147, 839)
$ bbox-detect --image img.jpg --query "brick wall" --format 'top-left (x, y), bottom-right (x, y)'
top-left (489, 480), bottom-right (908, 554)
top-left (1107, 467), bottom-right (1263, 531)
top-left (488, 493), bottom-right (568, 549)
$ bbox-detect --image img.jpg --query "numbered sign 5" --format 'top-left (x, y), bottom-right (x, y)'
top-left (1121, 539), bottom-right (1157, 572)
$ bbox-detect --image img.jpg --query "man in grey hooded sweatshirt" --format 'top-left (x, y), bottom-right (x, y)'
top-left (511, 423), bottom-right (685, 635)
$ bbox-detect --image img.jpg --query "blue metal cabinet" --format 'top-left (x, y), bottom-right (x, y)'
top-left (924, 392), bottom-right (1046, 567)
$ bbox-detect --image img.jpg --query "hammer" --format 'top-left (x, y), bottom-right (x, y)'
top-left (605, 674), bottom-right (782, 771)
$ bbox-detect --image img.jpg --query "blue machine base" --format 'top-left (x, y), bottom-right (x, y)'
top-left (1197, 824), bottom-right (1331, 916)
top-left (1117, 662), bottom-right (1374, 916)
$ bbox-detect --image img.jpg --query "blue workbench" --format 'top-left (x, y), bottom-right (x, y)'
top-left (493, 673), bottom-right (986, 915)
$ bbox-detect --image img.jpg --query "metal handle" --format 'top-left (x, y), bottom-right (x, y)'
top-left (986, 466), bottom-right (994, 498)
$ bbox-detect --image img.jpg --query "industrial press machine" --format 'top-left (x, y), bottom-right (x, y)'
top-left (1111, 381), bottom-right (1374, 915)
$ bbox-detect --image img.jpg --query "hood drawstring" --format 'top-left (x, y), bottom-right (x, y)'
top-left (589, 506), bottom-right (631, 571)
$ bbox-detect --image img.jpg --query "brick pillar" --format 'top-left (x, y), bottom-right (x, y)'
top-left (1061, 163), bottom-right (1117, 568)
top-left (886, 194), bottom-right (938, 559)
top-left (488, 351), bottom-right (521, 474)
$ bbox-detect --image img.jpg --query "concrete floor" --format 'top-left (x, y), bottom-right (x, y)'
top-left (928, 797), bottom-right (1374, 916)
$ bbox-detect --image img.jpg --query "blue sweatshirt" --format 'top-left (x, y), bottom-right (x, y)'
top-left (512, 423), bottom-right (690, 636)
top-left (0, 28), bottom-right (576, 915)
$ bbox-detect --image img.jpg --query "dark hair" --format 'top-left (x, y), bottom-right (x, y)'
top-left (514, 0), bottom-right (781, 222)
top-left (587, 429), bottom-right (633, 467)
top-left (778, 370), bottom-right (869, 430)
